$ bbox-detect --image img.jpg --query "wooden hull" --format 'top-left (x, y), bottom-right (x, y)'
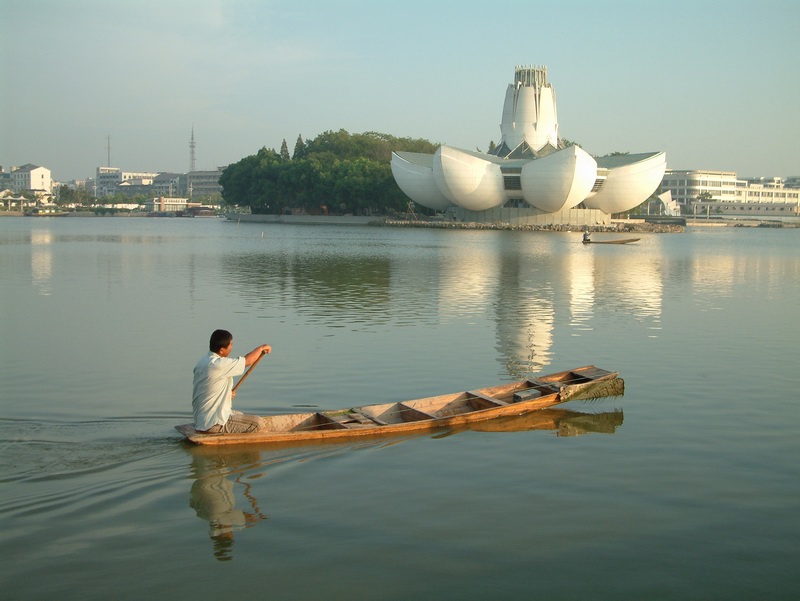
top-left (175, 365), bottom-right (623, 446)
top-left (582, 238), bottom-right (640, 245)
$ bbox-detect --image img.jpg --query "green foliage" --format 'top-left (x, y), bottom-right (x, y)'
top-left (279, 139), bottom-right (290, 161)
top-left (219, 130), bottom-right (440, 214)
top-left (56, 184), bottom-right (97, 205)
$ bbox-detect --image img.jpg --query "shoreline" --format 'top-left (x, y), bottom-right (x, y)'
top-left (2, 211), bottom-right (796, 230)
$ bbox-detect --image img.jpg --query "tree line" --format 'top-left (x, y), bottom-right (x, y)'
top-left (219, 130), bottom-right (439, 215)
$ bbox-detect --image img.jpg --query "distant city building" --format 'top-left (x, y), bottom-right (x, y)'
top-left (89, 166), bottom-right (223, 199)
top-left (152, 173), bottom-right (182, 198)
top-left (184, 167), bottom-right (225, 199)
top-left (0, 166), bottom-right (11, 191)
top-left (660, 170), bottom-right (800, 217)
top-left (391, 65), bottom-right (666, 223)
top-left (143, 196), bottom-right (191, 213)
top-left (11, 163), bottom-right (52, 195)
top-left (96, 167), bottom-right (159, 197)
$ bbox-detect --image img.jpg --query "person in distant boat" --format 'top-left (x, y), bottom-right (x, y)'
top-left (192, 329), bottom-right (272, 433)
top-left (582, 230), bottom-right (591, 243)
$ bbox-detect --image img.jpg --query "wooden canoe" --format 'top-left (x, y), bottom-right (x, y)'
top-left (582, 237), bottom-right (640, 245)
top-left (175, 365), bottom-right (623, 446)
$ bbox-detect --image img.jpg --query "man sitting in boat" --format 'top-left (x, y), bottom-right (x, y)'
top-left (582, 231), bottom-right (591, 243)
top-left (192, 329), bottom-right (271, 433)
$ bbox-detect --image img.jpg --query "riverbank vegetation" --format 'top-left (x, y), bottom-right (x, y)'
top-left (219, 130), bottom-right (439, 215)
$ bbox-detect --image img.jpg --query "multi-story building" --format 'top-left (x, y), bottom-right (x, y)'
top-left (11, 163), bottom-right (52, 195)
top-left (152, 173), bottom-right (182, 198)
top-left (0, 166), bottom-right (11, 191)
top-left (183, 167), bottom-right (225, 199)
top-left (660, 170), bottom-right (800, 218)
top-left (659, 170), bottom-right (738, 205)
top-left (96, 167), bottom-right (159, 197)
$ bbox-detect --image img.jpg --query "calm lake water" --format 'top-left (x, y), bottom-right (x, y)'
top-left (1, 216), bottom-right (798, 600)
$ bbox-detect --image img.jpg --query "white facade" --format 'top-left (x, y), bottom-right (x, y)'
top-left (736, 177), bottom-right (800, 203)
top-left (11, 164), bottom-right (52, 194)
top-left (496, 65), bottom-right (559, 157)
top-left (660, 170), bottom-right (800, 217)
top-left (392, 65), bottom-right (666, 217)
top-left (659, 170), bottom-right (738, 205)
top-left (144, 197), bottom-right (190, 212)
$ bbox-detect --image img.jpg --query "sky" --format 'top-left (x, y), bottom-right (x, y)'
top-left (2, 0), bottom-right (799, 183)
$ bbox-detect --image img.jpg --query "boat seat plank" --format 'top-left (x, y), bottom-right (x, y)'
top-left (466, 391), bottom-right (508, 408)
top-left (573, 366), bottom-right (612, 379)
top-left (352, 411), bottom-right (389, 426)
top-left (397, 403), bottom-right (437, 421)
top-left (526, 379), bottom-right (561, 391)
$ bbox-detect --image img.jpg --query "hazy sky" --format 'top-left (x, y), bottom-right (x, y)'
top-left (2, 0), bottom-right (798, 182)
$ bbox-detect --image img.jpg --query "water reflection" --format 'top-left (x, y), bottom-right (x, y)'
top-left (182, 405), bottom-right (622, 561)
top-left (221, 233), bottom-right (671, 377)
top-left (494, 249), bottom-right (555, 375)
top-left (31, 229), bottom-right (53, 295)
top-left (212, 230), bottom-right (800, 378)
top-left (468, 407), bottom-right (624, 436)
top-left (187, 447), bottom-right (269, 561)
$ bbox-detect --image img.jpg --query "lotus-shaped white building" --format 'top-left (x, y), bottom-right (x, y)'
top-left (391, 66), bottom-right (666, 222)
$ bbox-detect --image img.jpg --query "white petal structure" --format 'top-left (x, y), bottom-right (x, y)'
top-left (391, 65), bottom-right (667, 216)
top-left (583, 152), bottom-right (667, 214)
top-left (519, 145), bottom-right (597, 212)
top-left (390, 151), bottom-right (453, 211)
top-left (433, 146), bottom-right (506, 211)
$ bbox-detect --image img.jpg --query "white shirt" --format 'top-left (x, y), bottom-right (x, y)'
top-left (192, 352), bottom-right (246, 430)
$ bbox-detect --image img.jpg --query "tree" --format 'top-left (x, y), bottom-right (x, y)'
top-left (220, 130), bottom-right (440, 214)
top-left (280, 139), bottom-right (291, 161)
top-left (293, 135), bottom-right (306, 160)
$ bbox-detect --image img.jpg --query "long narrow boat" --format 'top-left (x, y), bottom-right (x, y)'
top-left (176, 365), bottom-right (623, 446)
top-left (582, 237), bottom-right (640, 245)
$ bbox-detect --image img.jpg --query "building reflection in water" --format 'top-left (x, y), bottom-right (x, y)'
top-left (221, 232), bottom-right (670, 378)
top-left (566, 249), bottom-right (595, 333)
top-left (437, 240), bottom-right (500, 319)
top-left (495, 248), bottom-right (555, 375)
top-left (30, 229), bottom-right (54, 295)
top-left (187, 447), bottom-right (268, 561)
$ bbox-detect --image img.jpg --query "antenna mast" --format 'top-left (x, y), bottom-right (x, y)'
top-left (106, 134), bottom-right (111, 167)
top-left (190, 127), bottom-right (196, 172)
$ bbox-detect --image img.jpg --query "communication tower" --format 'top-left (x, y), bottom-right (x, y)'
top-left (190, 127), bottom-right (196, 172)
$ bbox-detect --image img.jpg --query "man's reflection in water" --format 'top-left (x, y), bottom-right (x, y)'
top-left (188, 449), bottom-right (268, 561)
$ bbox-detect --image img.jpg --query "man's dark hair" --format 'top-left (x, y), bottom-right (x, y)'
top-left (209, 329), bottom-right (233, 352)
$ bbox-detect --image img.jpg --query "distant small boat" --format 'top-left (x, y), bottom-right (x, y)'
top-left (176, 365), bottom-right (623, 446)
top-left (25, 208), bottom-right (68, 217)
top-left (582, 237), bottom-right (640, 245)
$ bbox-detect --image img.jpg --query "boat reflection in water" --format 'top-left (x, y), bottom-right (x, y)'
top-left (466, 407), bottom-right (624, 436)
top-left (183, 406), bottom-right (622, 560)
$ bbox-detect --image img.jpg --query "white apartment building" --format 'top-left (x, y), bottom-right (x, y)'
top-left (659, 170), bottom-right (738, 205)
top-left (660, 169), bottom-right (800, 218)
top-left (11, 163), bottom-right (52, 195)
